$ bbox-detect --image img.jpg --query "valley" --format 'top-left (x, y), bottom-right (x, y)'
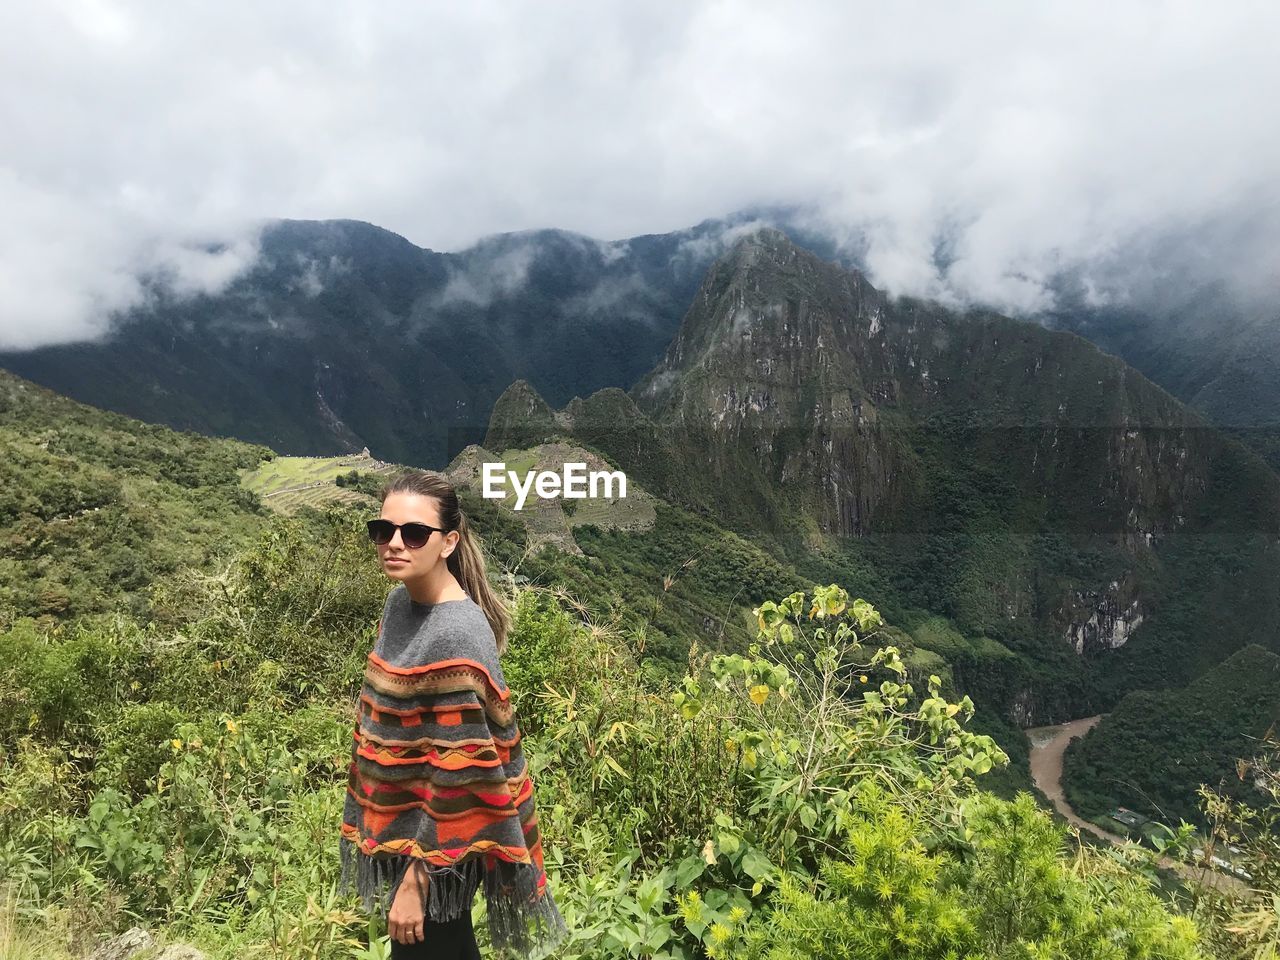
top-left (3, 224), bottom-right (1277, 958)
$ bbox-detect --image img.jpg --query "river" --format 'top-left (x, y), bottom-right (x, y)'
top-left (1024, 715), bottom-right (1247, 894)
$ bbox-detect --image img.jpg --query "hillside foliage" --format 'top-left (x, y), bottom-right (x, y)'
top-left (2, 365), bottom-right (1276, 958)
top-left (0, 370), bottom-right (271, 625)
top-left (1062, 645), bottom-right (1280, 825)
top-left (0, 504), bottom-right (1233, 959)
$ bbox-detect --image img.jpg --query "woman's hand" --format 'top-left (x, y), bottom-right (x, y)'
top-left (388, 861), bottom-right (428, 944)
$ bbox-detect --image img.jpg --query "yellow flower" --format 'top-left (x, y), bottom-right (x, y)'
top-left (859, 675), bottom-right (868, 683)
top-left (171, 738), bottom-right (183, 750)
top-left (225, 718), bottom-right (238, 734)
top-left (748, 684), bottom-right (770, 705)
top-left (724, 738), bottom-right (737, 752)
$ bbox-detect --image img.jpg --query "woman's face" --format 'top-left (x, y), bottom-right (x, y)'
top-left (376, 491), bottom-right (458, 583)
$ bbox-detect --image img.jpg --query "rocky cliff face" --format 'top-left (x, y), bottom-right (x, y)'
top-left (1060, 574), bottom-right (1146, 656)
top-left (628, 228), bottom-right (1232, 549)
top-left (629, 229), bottom-right (915, 540)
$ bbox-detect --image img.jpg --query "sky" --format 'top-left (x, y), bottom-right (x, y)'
top-left (2, 0), bottom-right (1279, 350)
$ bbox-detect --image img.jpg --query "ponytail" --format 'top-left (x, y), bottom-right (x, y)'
top-left (379, 470), bottom-right (512, 655)
top-left (445, 510), bottom-right (511, 655)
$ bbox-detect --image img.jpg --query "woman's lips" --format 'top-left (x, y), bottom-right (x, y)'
top-left (384, 557), bottom-right (409, 565)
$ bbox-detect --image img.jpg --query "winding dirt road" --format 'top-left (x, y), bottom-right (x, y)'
top-left (1025, 716), bottom-right (1247, 894)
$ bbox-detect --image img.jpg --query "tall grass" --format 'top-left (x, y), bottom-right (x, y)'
top-left (0, 886), bottom-right (74, 960)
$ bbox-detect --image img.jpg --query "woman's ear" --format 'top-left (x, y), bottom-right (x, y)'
top-left (442, 531), bottom-right (460, 559)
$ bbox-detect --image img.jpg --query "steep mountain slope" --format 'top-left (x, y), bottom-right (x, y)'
top-left (630, 229), bottom-right (1237, 543)
top-left (487, 230), bottom-right (1280, 724)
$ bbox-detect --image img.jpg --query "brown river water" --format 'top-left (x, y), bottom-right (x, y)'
top-left (1024, 715), bottom-right (1247, 894)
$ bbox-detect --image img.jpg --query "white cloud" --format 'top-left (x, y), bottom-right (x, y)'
top-left (672, 219), bottom-right (772, 268)
top-left (437, 241), bottom-right (539, 307)
top-left (0, 168), bottom-right (263, 349)
top-left (1, 0), bottom-right (1278, 348)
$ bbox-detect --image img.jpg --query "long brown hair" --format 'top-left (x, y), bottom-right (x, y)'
top-left (379, 470), bottom-right (511, 655)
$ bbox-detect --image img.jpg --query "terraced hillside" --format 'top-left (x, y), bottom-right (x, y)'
top-left (239, 451), bottom-right (401, 514)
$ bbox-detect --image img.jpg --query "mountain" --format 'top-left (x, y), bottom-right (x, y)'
top-left (0, 360), bottom-right (790, 689)
top-left (628, 229), bottom-right (1247, 542)
top-left (2, 378), bottom-right (1211, 958)
top-left (5, 209), bottom-right (1275, 476)
top-left (0, 212), bottom-right (830, 468)
top-left (10, 222), bottom-right (1279, 818)
top-left (485, 229), bottom-right (1280, 726)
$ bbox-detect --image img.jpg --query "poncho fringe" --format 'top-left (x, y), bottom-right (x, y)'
top-left (338, 833), bottom-right (567, 957)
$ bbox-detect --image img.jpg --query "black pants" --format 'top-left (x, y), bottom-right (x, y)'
top-left (389, 909), bottom-right (482, 960)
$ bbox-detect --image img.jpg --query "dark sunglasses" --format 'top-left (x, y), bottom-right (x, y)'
top-left (366, 519), bottom-right (448, 549)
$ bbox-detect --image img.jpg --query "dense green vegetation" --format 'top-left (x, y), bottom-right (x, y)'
top-left (1196, 735), bottom-right (1280, 958)
top-left (508, 403), bottom-right (1280, 805)
top-left (0, 508), bottom-right (1220, 959)
top-left (532, 504), bottom-right (807, 670)
top-left (7, 342), bottom-right (1272, 864)
top-left (333, 470), bottom-right (386, 498)
top-left (0, 369), bottom-right (271, 624)
top-left (0, 360), bottom-right (1179, 805)
top-left (1062, 645), bottom-right (1280, 825)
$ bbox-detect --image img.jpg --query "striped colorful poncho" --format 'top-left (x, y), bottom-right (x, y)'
top-left (339, 586), bottom-right (568, 958)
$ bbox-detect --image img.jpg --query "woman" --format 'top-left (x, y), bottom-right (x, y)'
top-left (339, 470), bottom-right (568, 959)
